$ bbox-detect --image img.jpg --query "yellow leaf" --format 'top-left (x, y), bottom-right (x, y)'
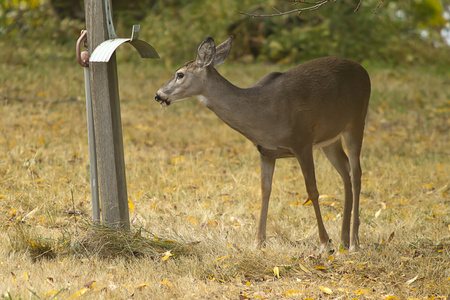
top-left (23, 272), bottom-right (29, 280)
top-left (0, 195), bottom-right (4, 199)
top-left (314, 266), bottom-right (326, 270)
top-left (384, 296), bottom-right (398, 300)
top-left (128, 198), bottom-right (134, 211)
top-left (71, 288), bottom-right (88, 298)
top-left (303, 199), bottom-right (312, 206)
top-left (319, 286), bottom-right (333, 294)
top-left (162, 251), bottom-right (173, 261)
top-left (273, 266), bottom-right (280, 278)
top-left (196, 281), bottom-right (207, 292)
top-left (84, 281), bottom-right (97, 289)
top-left (405, 275), bottom-right (418, 285)
top-left (298, 263), bottom-right (311, 273)
top-left (207, 220), bottom-right (218, 227)
top-left (319, 194), bottom-right (335, 199)
top-left (215, 255), bottom-right (229, 261)
top-left (328, 255), bottom-right (335, 262)
top-left (171, 156), bottom-right (185, 164)
top-left (189, 217), bottom-right (199, 225)
top-left (9, 209), bottom-right (17, 218)
top-left (161, 280), bottom-right (173, 287)
top-left (284, 289), bottom-right (301, 297)
top-left (44, 291), bottom-right (59, 296)
top-left (135, 282), bottom-right (151, 289)
top-left (354, 288), bottom-right (371, 295)
top-left (246, 281), bottom-right (251, 286)
top-left (220, 196), bottom-right (231, 201)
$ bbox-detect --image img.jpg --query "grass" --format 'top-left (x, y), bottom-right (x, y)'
top-left (0, 46), bottom-right (449, 299)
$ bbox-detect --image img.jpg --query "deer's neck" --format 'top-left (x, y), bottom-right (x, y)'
top-left (199, 68), bottom-right (269, 145)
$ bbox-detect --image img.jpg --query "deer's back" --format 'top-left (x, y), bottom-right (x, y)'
top-left (251, 57), bottom-right (371, 147)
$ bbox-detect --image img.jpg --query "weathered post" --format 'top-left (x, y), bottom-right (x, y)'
top-left (85, 0), bottom-right (129, 230)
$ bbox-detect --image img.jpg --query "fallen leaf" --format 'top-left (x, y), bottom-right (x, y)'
top-left (375, 209), bottom-right (382, 219)
top-left (189, 217), bottom-right (199, 225)
top-left (161, 280), bottom-right (173, 287)
top-left (273, 267), bottom-right (280, 278)
top-left (71, 288), bottom-right (88, 298)
top-left (162, 250), bottom-right (173, 261)
top-left (319, 286), bottom-right (333, 294)
top-left (298, 263), bottom-right (311, 273)
top-left (405, 275), bottom-right (418, 285)
top-left (84, 280), bottom-right (97, 289)
top-left (387, 231), bottom-right (395, 243)
top-left (354, 288), bottom-right (371, 295)
top-left (303, 199), bottom-right (312, 206)
top-left (319, 194), bottom-right (335, 199)
top-left (23, 272), bottom-right (29, 280)
top-left (215, 255), bottom-right (229, 261)
top-left (284, 289), bottom-right (301, 296)
top-left (135, 282), bottom-right (151, 289)
top-left (384, 296), bottom-right (398, 300)
top-left (314, 266), bottom-right (326, 270)
top-left (128, 198), bottom-right (134, 211)
top-left (44, 291), bottom-right (59, 296)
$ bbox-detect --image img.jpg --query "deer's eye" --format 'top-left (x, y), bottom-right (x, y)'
top-left (176, 72), bottom-right (184, 80)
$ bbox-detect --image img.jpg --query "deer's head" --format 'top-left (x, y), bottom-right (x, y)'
top-left (155, 36), bottom-right (233, 106)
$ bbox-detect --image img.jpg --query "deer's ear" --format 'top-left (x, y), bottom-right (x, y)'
top-left (213, 36), bottom-right (233, 66)
top-left (196, 37), bottom-right (216, 68)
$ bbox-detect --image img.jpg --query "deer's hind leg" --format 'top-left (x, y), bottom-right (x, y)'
top-left (321, 138), bottom-right (352, 249)
top-left (343, 122), bottom-right (365, 251)
top-left (293, 145), bottom-right (329, 251)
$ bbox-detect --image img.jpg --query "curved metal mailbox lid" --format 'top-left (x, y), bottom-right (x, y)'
top-left (90, 25), bottom-right (159, 62)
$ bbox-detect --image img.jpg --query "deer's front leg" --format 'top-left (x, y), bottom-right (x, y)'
top-left (256, 154), bottom-right (276, 249)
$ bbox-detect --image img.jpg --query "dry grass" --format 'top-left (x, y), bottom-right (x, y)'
top-left (0, 52), bottom-right (449, 299)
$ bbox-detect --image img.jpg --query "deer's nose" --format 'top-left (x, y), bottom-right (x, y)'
top-left (155, 94), bottom-right (161, 101)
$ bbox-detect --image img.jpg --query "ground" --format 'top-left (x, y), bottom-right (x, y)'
top-left (0, 56), bottom-right (449, 299)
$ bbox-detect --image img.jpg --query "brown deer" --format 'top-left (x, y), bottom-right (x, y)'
top-left (155, 36), bottom-right (371, 251)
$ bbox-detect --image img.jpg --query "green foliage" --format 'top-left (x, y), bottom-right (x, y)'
top-left (0, 0), bottom-right (449, 66)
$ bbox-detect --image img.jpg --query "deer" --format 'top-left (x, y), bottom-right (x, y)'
top-left (155, 36), bottom-right (371, 251)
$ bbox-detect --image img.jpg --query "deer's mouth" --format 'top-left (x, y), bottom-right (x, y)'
top-left (155, 94), bottom-right (170, 106)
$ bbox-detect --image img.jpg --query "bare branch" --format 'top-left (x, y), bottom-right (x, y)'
top-left (354, 0), bottom-right (363, 12)
top-left (235, 0), bottom-right (330, 18)
top-left (235, 0), bottom-right (380, 18)
top-left (374, 0), bottom-right (384, 14)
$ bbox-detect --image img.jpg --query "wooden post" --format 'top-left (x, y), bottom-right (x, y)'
top-left (84, 0), bottom-right (130, 230)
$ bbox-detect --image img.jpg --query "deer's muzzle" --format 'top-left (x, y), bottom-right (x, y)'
top-left (155, 93), bottom-right (170, 106)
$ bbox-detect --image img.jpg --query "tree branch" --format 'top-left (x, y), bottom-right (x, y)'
top-left (235, 0), bottom-right (382, 18)
top-left (235, 0), bottom-right (330, 18)
top-left (373, 0), bottom-right (384, 14)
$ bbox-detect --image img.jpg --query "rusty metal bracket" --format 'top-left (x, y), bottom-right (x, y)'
top-left (76, 30), bottom-right (89, 67)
